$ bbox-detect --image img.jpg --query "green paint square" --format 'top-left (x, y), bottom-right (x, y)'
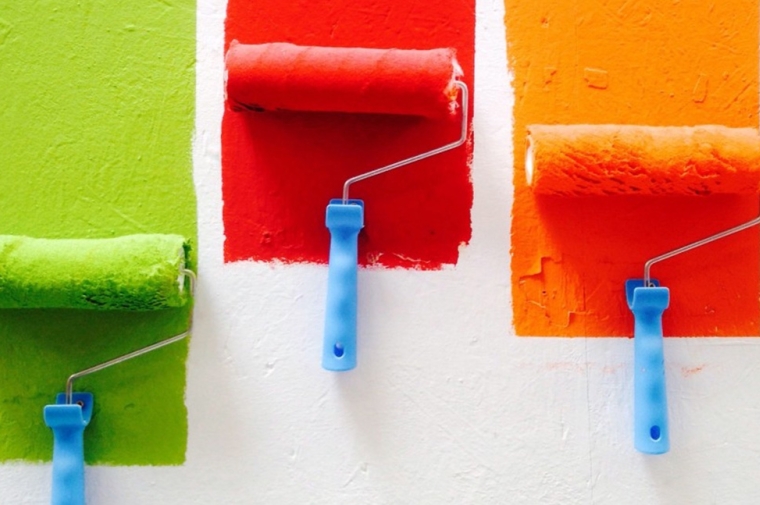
top-left (0, 1), bottom-right (196, 464)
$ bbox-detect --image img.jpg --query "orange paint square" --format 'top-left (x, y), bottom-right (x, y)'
top-left (505, 0), bottom-right (760, 336)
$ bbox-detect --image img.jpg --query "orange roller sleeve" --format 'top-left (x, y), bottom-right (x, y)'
top-left (225, 41), bottom-right (462, 117)
top-left (526, 125), bottom-right (760, 196)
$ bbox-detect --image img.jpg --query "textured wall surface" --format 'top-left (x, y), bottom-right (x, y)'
top-left (2, 0), bottom-right (760, 504)
top-left (0, 0), bottom-right (195, 464)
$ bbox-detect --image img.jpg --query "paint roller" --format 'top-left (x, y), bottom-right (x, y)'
top-left (226, 42), bottom-right (468, 371)
top-left (0, 234), bottom-right (195, 505)
top-left (525, 124), bottom-right (760, 454)
top-left (0, 234), bottom-right (191, 310)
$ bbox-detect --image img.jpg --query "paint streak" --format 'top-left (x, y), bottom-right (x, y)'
top-left (0, 1), bottom-right (195, 463)
top-left (681, 364), bottom-right (707, 377)
top-left (505, 0), bottom-right (759, 336)
top-left (222, 0), bottom-right (474, 269)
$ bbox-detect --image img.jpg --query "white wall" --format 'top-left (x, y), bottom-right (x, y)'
top-left (4, 0), bottom-right (760, 503)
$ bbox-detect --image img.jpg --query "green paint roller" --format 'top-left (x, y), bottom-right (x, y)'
top-left (0, 234), bottom-right (191, 310)
top-left (0, 234), bottom-right (195, 505)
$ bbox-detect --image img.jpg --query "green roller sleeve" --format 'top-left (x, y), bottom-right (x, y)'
top-left (0, 234), bottom-right (191, 311)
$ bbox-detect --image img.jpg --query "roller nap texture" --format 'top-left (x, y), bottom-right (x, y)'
top-left (0, 234), bottom-right (190, 310)
top-left (225, 41), bottom-right (462, 117)
top-left (526, 125), bottom-right (760, 196)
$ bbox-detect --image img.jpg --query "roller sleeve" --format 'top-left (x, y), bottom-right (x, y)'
top-left (526, 124), bottom-right (760, 196)
top-left (225, 41), bottom-right (462, 117)
top-left (0, 234), bottom-right (191, 310)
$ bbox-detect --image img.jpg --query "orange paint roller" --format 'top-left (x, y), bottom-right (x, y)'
top-left (526, 125), bottom-right (760, 196)
top-left (225, 41), bottom-right (467, 372)
top-left (525, 123), bottom-right (760, 455)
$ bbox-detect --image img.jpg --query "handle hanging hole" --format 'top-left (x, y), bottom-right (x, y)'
top-left (650, 425), bottom-right (661, 441)
top-left (333, 343), bottom-right (344, 358)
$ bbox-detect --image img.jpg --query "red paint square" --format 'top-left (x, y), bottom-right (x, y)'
top-left (222, 0), bottom-right (474, 269)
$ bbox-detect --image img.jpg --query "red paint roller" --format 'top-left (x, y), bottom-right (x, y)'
top-left (225, 41), bottom-right (462, 117)
top-left (225, 41), bottom-right (468, 372)
top-left (525, 123), bottom-right (760, 455)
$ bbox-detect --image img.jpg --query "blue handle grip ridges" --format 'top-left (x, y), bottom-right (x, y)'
top-left (626, 279), bottom-right (670, 454)
top-left (44, 392), bottom-right (93, 505)
top-left (323, 199), bottom-right (364, 371)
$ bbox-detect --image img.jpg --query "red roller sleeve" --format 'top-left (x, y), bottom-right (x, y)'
top-left (225, 41), bottom-right (462, 117)
top-left (526, 124), bottom-right (760, 196)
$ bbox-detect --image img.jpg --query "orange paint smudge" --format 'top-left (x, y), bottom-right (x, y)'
top-left (681, 364), bottom-right (707, 377)
top-left (505, 0), bottom-right (760, 337)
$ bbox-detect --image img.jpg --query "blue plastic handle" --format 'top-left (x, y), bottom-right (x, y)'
top-left (44, 393), bottom-right (93, 505)
top-left (323, 199), bottom-right (364, 371)
top-left (626, 279), bottom-right (670, 454)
